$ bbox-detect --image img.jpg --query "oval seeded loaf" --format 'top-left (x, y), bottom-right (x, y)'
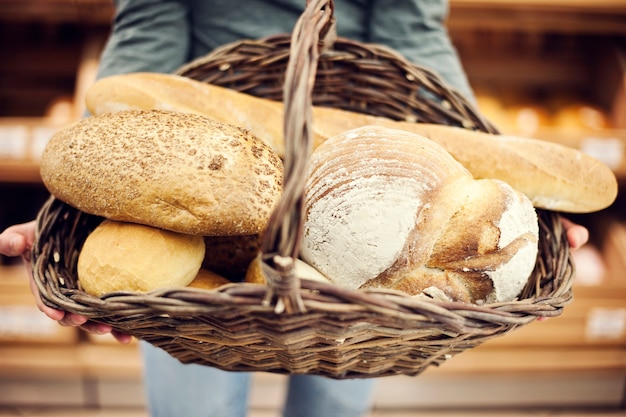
top-left (40, 109), bottom-right (284, 236)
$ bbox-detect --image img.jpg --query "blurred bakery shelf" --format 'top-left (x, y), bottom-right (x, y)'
top-left (0, 21), bottom-right (102, 183)
top-left (0, 118), bottom-right (66, 183)
top-left (0, 264), bottom-right (79, 345)
top-left (1, 260), bottom-right (625, 411)
top-left (0, 0), bottom-right (114, 24)
top-left (2, 0), bottom-right (625, 31)
top-left (448, 0), bottom-right (626, 35)
top-left (0, 0), bottom-right (625, 414)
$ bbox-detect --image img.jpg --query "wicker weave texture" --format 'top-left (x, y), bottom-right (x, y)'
top-left (31, 0), bottom-right (574, 379)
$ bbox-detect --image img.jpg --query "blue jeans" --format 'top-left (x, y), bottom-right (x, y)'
top-left (140, 341), bottom-right (376, 417)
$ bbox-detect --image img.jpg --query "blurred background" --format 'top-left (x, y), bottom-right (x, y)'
top-left (0, 0), bottom-right (624, 416)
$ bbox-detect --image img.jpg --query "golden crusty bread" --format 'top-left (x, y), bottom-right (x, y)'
top-left (301, 126), bottom-right (539, 304)
top-left (77, 220), bottom-right (206, 296)
top-left (85, 72), bottom-right (617, 213)
top-left (187, 268), bottom-right (232, 290)
top-left (244, 254), bottom-right (331, 285)
top-left (312, 108), bottom-right (618, 214)
top-left (85, 72), bottom-right (286, 156)
top-left (40, 109), bottom-right (283, 236)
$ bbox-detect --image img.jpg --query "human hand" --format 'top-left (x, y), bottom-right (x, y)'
top-left (560, 216), bottom-right (589, 250)
top-left (536, 216), bottom-right (589, 322)
top-left (0, 221), bottom-right (132, 344)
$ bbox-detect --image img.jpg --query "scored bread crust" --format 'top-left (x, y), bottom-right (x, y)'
top-left (301, 126), bottom-right (539, 304)
top-left (40, 109), bottom-right (283, 236)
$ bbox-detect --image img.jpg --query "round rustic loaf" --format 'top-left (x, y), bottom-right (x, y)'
top-left (40, 109), bottom-right (283, 236)
top-left (77, 220), bottom-right (206, 296)
top-left (301, 126), bottom-right (539, 304)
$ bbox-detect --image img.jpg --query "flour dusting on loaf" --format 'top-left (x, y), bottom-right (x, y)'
top-left (303, 125), bottom-right (466, 289)
top-left (490, 181), bottom-right (540, 301)
top-left (301, 125), bottom-right (539, 304)
top-left (304, 174), bottom-right (421, 288)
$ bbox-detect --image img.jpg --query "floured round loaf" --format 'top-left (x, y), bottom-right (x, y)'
top-left (301, 126), bottom-right (539, 304)
top-left (40, 109), bottom-right (283, 236)
top-left (77, 220), bottom-right (206, 296)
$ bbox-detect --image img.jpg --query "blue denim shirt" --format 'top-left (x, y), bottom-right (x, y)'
top-left (97, 0), bottom-right (473, 100)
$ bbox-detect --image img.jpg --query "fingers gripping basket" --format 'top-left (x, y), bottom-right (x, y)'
top-left (32, 0), bottom-right (574, 379)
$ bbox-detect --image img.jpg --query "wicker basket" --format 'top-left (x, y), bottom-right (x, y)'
top-left (32, 0), bottom-right (574, 379)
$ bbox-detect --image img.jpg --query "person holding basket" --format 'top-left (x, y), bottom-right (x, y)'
top-left (0, 0), bottom-right (590, 416)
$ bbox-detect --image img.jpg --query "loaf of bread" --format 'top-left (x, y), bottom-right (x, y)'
top-left (301, 126), bottom-right (539, 304)
top-left (188, 268), bottom-right (232, 290)
top-left (244, 254), bottom-right (331, 285)
top-left (40, 109), bottom-right (283, 236)
top-left (85, 72), bottom-right (286, 156)
top-left (312, 108), bottom-right (618, 214)
top-left (84, 72), bottom-right (617, 214)
top-left (77, 220), bottom-right (206, 296)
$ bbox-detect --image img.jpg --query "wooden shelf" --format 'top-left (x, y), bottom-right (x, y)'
top-left (0, 340), bottom-right (623, 380)
top-left (0, 160), bottom-right (41, 183)
top-left (0, 117), bottom-right (78, 183)
top-left (0, 342), bottom-right (623, 410)
top-left (0, 1), bottom-right (113, 24)
top-left (0, 5), bottom-right (623, 411)
top-left (448, 0), bottom-right (626, 34)
top-left (433, 345), bottom-right (626, 375)
top-left (1, 0), bottom-right (625, 35)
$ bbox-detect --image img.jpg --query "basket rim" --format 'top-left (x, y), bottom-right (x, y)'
top-left (176, 32), bottom-right (499, 135)
top-left (30, 0), bottom-right (576, 378)
top-left (32, 197), bottom-right (573, 329)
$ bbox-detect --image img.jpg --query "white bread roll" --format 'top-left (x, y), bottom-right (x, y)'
top-left (84, 72), bottom-right (617, 214)
top-left (77, 220), bottom-right (206, 296)
top-left (244, 254), bottom-right (331, 285)
top-left (40, 109), bottom-right (283, 236)
top-left (301, 126), bottom-right (539, 304)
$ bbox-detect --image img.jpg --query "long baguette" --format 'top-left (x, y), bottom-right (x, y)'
top-left (85, 72), bottom-right (618, 213)
top-left (314, 107), bottom-right (619, 214)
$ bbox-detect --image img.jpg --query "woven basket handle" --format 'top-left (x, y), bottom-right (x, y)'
top-left (260, 0), bottom-right (335, 313)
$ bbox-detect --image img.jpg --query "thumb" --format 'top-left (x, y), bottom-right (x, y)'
top-left (0, 233), bottom-right (27, 257)
top-left (0, 221), bottom-right (37, 258)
